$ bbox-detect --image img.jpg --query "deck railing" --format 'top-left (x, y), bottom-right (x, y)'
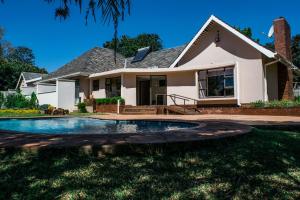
top-left (155, 94), bottom-right (199, 113)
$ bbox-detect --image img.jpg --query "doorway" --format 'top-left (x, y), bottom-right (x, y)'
top-left (136, 75), bottom-right (167, 105)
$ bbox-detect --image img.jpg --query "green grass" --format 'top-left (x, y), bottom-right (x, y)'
top-left (0, 129), bottom-right (299, 199)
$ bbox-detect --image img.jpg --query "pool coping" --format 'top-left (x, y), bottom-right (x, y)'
top-left (0, 117), bottom-right (252, 149)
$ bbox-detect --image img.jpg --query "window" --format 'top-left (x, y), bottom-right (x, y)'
top-left (92, 80), bottom-right (99, 91)
top-left (105, 77), bottom-right (121, 97)
top-left (198, 67), bottom-right (234, 98)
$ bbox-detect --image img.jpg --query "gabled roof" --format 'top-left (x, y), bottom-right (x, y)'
top-left (16, 72), bottom-right (46, 89)
top-left (22, 72), bottom-right (45, 82)
top-left (126, 45), bottom-right (186, 69)
top-left (44, 47), bottom-right (125, 80)
top-left (170, 15), bottom-right (276, 68)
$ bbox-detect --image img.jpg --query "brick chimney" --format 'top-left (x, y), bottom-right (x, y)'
top-left (273, 17), bottom-right (294, 100)
top-left (273, 17), bottom-right (292, 60)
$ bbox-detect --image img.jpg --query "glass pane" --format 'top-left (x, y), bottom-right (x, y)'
top-left (208, 68), bottom-right (224, 77)
top-left (225, 88), bottom-right (234, 96)
top-left (199, 71), bottom-right (207, 79)
top-left (225, 67), bottom-right (234, 76)
top-left (208, 75), bottom-right (224, 96)
top-left (199, 89), bottom-right (206, 98)
top-left (225, 77), bottom-right (234, 88)
top-left (151, 76), bottom-right (166, 105)
top-left (199, 80), bottom-right (207, 89)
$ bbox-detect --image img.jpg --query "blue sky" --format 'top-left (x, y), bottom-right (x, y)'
top-left (0, 0), bottom-right (299, 72)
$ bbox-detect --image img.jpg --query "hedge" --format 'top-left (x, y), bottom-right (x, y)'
top-left (95, 97), bottom-right (125, 105)
top-left (0, 109), bottom-right (40, 114)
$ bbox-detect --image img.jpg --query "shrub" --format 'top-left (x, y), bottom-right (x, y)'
top-left (29, 92), bottom-right (39, 109)
top-left (39, 104), bottom-right (50, 111)
top-left (295, 96), bottom-right (300, 102)
top-left (77, 102), bottom-right (87, 113)
top-left (95, 97), bottom-right (125, 105)
top-left (4, 93), bottom-right (30, 109)
top-left (0, 109), bottom-right (40, 115)
top-left (250, 100), bottom-right (265, 108)
top-left (250, 99), bottom-right (300, 108)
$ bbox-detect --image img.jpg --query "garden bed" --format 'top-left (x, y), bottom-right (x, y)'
top-left (197, 107), bottom-right (300, 116)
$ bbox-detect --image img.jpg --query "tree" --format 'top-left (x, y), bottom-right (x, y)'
top-left (235, 27), bottom-right (260, 43)
top-left (0, 59), bottom-right (47, 91)
top-left (103, 33), bottom-right (163, 57)
top-left (7, 46), bottom-right (35, 65)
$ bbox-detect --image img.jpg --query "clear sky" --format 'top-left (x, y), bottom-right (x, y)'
top-left (0, 0), bottom-right (299, 72)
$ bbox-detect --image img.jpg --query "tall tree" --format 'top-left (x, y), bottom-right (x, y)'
top-left (235, 27), bottom-right (260, 43)
top-left (7, 47), bottom-right (35, 65)
top-left (103, 33), bottom-right (163, 57)
top-left (0, 59), bottom-right (47, 91)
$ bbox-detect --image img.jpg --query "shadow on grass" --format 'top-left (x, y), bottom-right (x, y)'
top-left (0, 129), bottom-right (299, 199)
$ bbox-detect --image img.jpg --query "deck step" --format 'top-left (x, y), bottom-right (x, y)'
top-left (166, 106), bottom-right (199, 115)
top-left (122, 107), bottom-right (157, 115)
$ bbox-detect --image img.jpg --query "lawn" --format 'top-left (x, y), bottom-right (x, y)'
top-left (0, 128), bottom-right (299, 199)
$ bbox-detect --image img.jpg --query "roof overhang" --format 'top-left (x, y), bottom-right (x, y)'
top-left (170, 15), bottom-right (276, 68)
top-left (90, 61), bottom-right (236, 78)
top-left (39, 72), bottom-right (90, 83)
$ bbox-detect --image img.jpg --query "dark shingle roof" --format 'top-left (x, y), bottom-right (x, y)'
top-left (43, 45), bottom-right (186, 80)
top-left (22, 72), bottom-right (45, 81)
top-left (46, 47), bottom-right (125, 79)
top-left (126, 45), bottom-right (186, 68)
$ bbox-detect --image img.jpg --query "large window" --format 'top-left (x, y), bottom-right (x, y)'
top-left (198, 67), bottom-right (234, 98)
top-left (105, 77), bottom-right (121, 97)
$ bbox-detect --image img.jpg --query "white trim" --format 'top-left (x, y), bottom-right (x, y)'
top-left (235, 62), bottom-right (241, 106)
top-left (90, 61), bottom-right (236, 78)
top-left (25, 77), bottom-right (42, 84)
top-left (169, 15), bottom-right (275, 68)
top-left (39, 72), bottom-right (90, 83)
top-left (15, 73), bottom-right (24, 89)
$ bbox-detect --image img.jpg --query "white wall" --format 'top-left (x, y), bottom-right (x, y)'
top-left (177, 23), bottom-right (264, 104)
top-left (20, 86), bottom-right (36, 96)
top-left (167, 71), bottom-right (197, 105)
top-left (37, 91), bottom-right (58, 107)
top-left (37, 83), bottom-right (58, 107)
top-left (91, 78), bottom-right (106, 98)
top-left (122, 74), bottom-right (136, 105)
top-left (57, 80), bottom-right (76, 111)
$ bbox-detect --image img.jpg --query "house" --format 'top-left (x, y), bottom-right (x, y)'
top-left (33, 15), bottom-right (296, 111)
top-left (15, 72), bottom-right (46, 97)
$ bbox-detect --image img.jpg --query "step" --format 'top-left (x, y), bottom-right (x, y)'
top-left (122, 107), bottom-right (157, 115)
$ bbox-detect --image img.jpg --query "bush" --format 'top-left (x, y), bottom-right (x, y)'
top-left (4, 93), bottom-right (30, 109)
top-left (29, 92), bottom-right (39, 109)
top-left (250, 100), bottom-right (265, 108)
top-left (295, 96), bottom-right (300, 102)
top-left (39, 104), bottom-right (50, 111)
top-left (0, 109), bottom-right (40, 115)
top-left (95, 97), bottom-right (125, 105)
top-left (77, 102), bottom-right (87, 113)
top-left (250, 99), bottom-right (300, 108)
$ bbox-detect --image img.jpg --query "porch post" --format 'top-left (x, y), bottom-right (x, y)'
top-left (121, 73), bottom-right (125, 98)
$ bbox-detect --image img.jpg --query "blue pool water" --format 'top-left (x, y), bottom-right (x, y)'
top-left (0, 118), bottom-right (197, 134)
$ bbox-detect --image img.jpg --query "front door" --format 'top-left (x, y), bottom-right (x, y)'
top-left (137, 78), bottom-right (150, 105)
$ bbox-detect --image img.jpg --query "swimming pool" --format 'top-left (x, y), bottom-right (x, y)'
top-left (0, 118), bottom-right (198, 135)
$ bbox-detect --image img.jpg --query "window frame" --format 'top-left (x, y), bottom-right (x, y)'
top-left (92, 80), bottom-right (100, 91)
top-left (198, 66), bottom-right (235, 98)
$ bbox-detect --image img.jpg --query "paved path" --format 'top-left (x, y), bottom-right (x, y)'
top-left (93, 114), bottom-right (300, 125)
